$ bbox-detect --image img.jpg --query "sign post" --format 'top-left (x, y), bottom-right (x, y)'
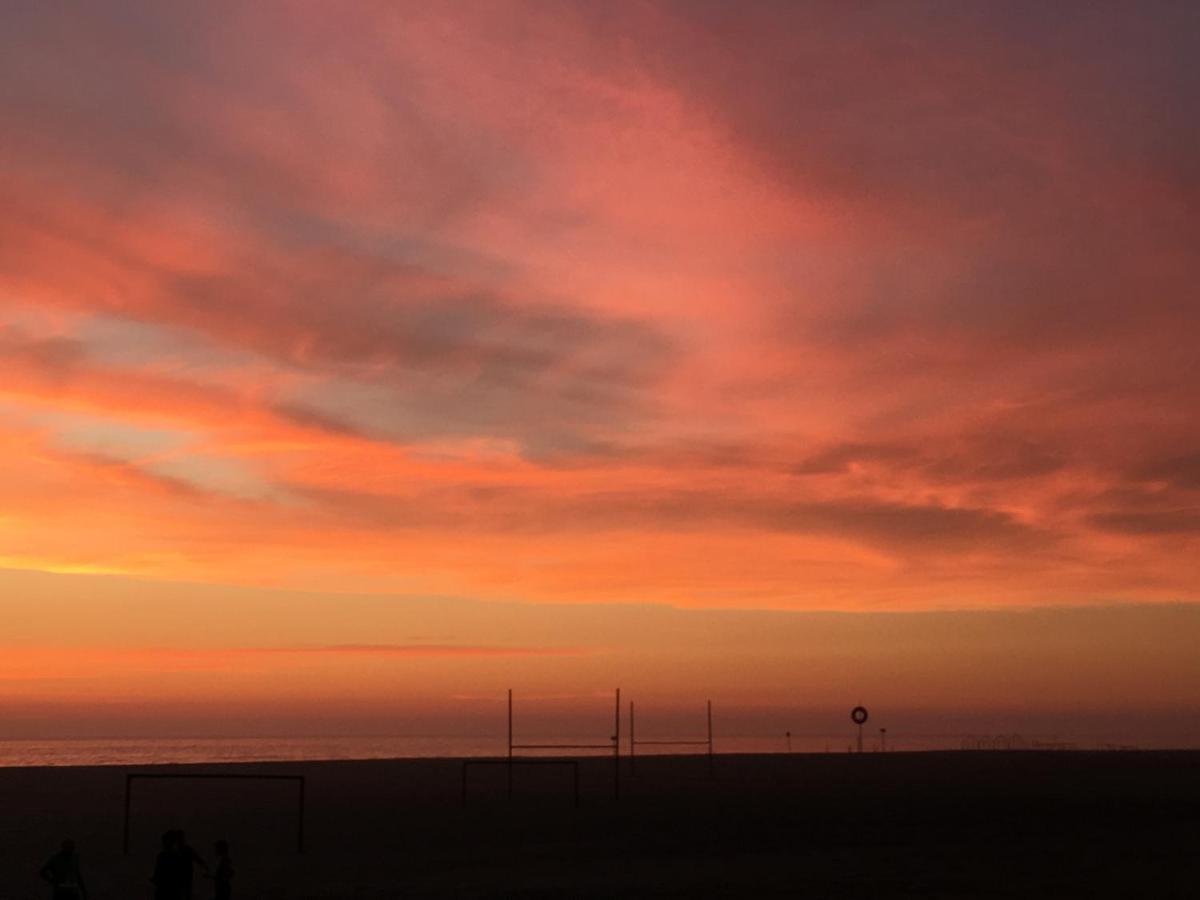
top-left (851, 706), bottom-right (869, 753)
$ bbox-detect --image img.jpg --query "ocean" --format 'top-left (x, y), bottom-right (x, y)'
top-left (0, 731), bottom-right (1135, 767)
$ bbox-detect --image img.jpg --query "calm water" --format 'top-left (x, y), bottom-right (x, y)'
top-left (0, 732), bottom-right (1125, 767)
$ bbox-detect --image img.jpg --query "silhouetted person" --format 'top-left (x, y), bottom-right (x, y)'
top-left (152, 831), bottom-right (182, 900)
top-left (174, 830), bottom-right (208, 900)
top-left (40, 838), bottom-right (87, 900)
top-left (208, 840), bottom-right (233, 900)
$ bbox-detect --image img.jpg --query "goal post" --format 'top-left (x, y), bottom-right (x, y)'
top-left (629, 699), bottom-right (714, 776)
top-left (507, 688), bottom-right (622, 801)
top-left (461, 759), bottom-right (580, 808)
top-left (122, 772), bottom-right (306, 855)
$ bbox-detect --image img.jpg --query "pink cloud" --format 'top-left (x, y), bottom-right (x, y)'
top-left (0, 1), bottom-right (1196, 614)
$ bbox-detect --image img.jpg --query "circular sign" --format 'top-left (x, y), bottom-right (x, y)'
top-left (851, 706), bottom-right (869, 725)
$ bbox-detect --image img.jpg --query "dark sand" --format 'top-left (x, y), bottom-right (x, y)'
top-left (2, 750), bottom-right (1197, 898)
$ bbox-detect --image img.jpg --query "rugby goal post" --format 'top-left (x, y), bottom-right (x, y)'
top-left (629, 699), bottom-right (714, 776)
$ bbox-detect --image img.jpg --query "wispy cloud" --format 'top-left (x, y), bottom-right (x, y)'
top-left (0, 1), bottom-right (1196, 613)
top-left (0, 643), bottom-right (594, 684)
top-left (240, 644), bottom-right (592, 657)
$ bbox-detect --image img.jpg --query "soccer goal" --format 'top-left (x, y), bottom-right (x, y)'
top-left (505, 688), bottom-right (622, 800)
top-left (461, 758), bottom-right (580, 808)
top-left (122, 772), bottom-right (306, 855)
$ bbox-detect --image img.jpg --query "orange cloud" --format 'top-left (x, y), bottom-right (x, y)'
top-left (0, 2), bottom-right (1197, 734)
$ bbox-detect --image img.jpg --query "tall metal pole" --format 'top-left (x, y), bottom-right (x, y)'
top-left (122, 774), bottom-right (132, 855)
top-left (296, 776), bottom-right (306, 854)
top-left (507, 688), bottom-right (514, 800)
top-left (857, 722), bottom-right (863, 754)
top-left (613, 688), bottom-right (621, 801)
top-left (707, 699), bottom-right (714, 777)
top-left (629, 700), bottom-right (636, 775)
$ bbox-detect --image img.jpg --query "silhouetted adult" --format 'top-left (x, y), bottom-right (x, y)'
top-left (151, 831), bottom-right (182, 900)
top-left (174, 830), bottom-right (208, 900)
top-left (40, 838), bottom-right (87, 900)
top-left (210, 839), bottom-right (233, 900)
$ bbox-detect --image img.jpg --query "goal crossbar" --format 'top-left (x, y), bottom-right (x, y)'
top-left (629, 700), bottom-right (714, 776)
top-left (507, 688), bottom-right (622, 801)
top-left (122, 772), bottom-right (306, 855)
top-left (461, 759), bottom-right (580, 808)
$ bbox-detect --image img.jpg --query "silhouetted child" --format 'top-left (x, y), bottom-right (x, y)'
top-left (40, 838), bottom-right (87, 900)
top-left (209, 840), bottom-right (233, 900)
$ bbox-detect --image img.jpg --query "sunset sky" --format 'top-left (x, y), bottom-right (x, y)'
top-left (2, 2), bottom-right (1197, 743)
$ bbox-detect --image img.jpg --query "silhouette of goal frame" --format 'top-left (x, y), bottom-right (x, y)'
top-left (628, 699), bottom-right (714, 777)
top-left (460, 758), bottom-right (580, 808)
top-left (503, 688), bottom-right (622, 801)
top-left (122, 772), bottom-right (306, 855)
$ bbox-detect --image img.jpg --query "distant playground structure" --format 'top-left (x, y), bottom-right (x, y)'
top-left (961, 734), bottom-right (1030, 751)
top-left (960, 734), bottom-right (1087, 751)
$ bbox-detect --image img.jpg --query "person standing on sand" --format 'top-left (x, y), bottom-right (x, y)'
top-left (174, 830), bottom-right (209, 900)
top-left (152, 830), bottom-right (182, 900)
top-left (40, 838), bottom-right (87, 900)
top-left (209, 839), bottom-right (233, 900)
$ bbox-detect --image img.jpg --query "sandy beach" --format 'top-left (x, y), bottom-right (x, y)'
top-left (1, 750), bottom-right (1196, 898)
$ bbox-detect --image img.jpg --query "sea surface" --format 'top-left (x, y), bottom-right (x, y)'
top-left (0, 732), bottom-right (1141, 767)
